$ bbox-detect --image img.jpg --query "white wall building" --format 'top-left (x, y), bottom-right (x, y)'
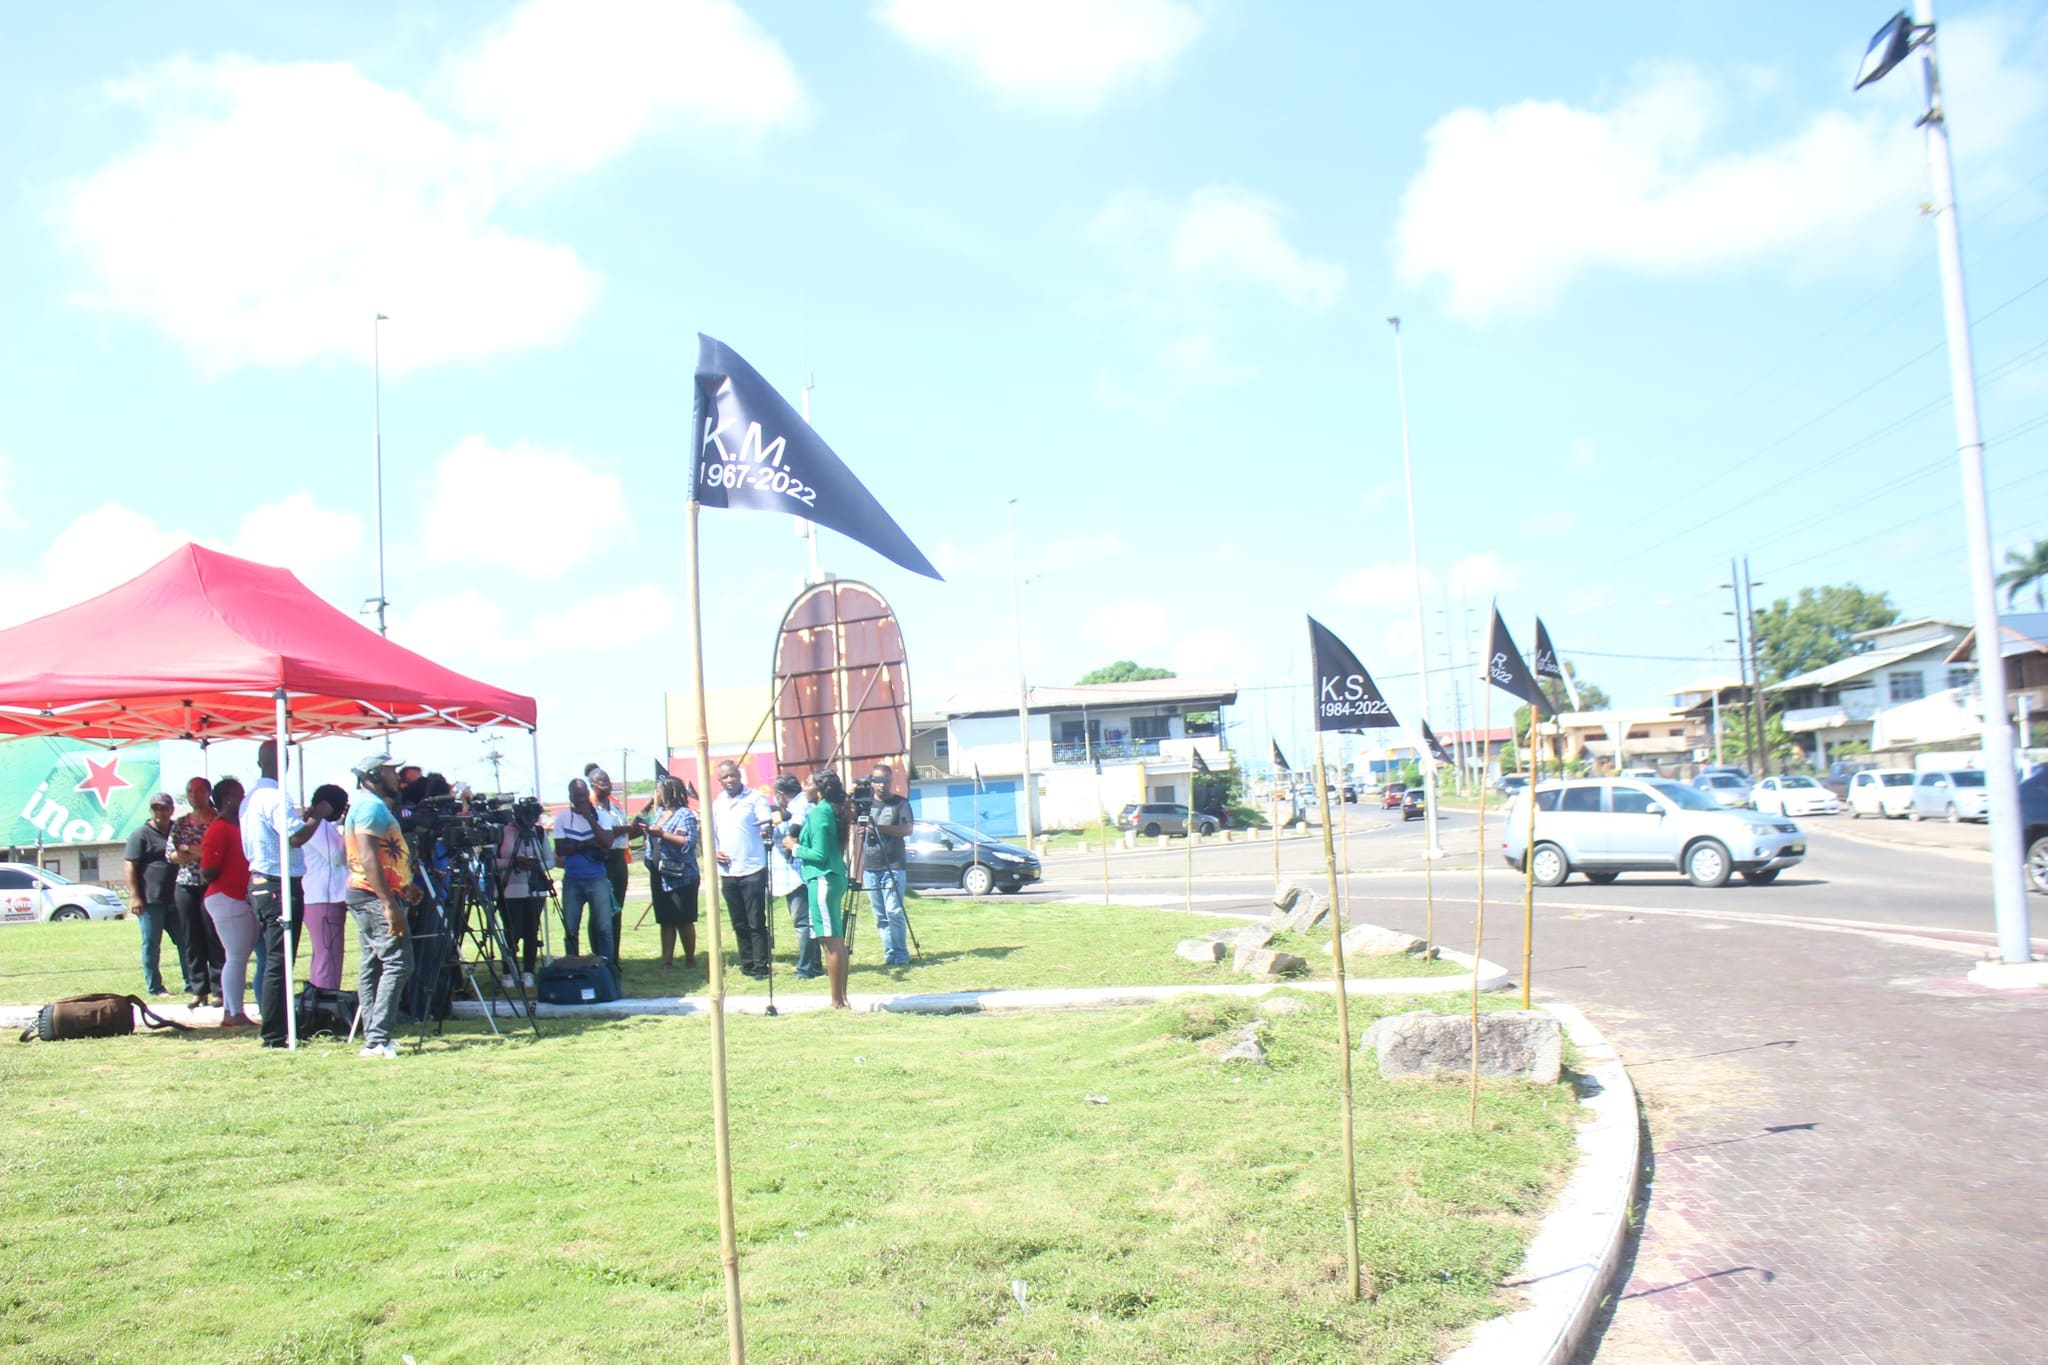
top-left (1765, 619), bottom-right (1975, 765)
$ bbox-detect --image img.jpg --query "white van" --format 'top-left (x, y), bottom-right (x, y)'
top-left (0, 862), bottom-right (127, 923)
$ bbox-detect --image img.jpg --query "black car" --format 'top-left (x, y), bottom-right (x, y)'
top-left (1401, 787), bottom-right (1427, 821)
top-left (903, 821), bottom-right (1042, 896)
top-left (2023, 765), bottom-right (2048, 895)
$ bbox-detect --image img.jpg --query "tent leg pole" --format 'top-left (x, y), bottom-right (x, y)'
top-left (275, 689), bottom-right (299, 1051)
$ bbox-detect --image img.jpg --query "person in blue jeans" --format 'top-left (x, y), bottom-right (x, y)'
top-left (859, 763), bottom-right (914, 967)
top-left (553, 777), bottom-right (617, 969)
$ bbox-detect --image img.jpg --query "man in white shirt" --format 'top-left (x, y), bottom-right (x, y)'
top-left (766, 775), bottom-right (819, 979)
top-left (712, 760), bottom-right (775, 978)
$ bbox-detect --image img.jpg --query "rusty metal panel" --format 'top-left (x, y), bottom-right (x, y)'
top-left (772, 581), bottom-right (911, 793)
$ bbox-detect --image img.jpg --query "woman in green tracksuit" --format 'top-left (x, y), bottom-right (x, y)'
top-left (787, 769), bottom-right (852, 1009)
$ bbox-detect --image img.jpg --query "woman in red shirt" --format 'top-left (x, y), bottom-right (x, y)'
top-left (199, 778), bottom-right (257, 1028)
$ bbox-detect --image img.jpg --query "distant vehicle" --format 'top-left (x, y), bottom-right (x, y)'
top-left (2022, 766), bottom-right (2048, 894)
top-left (1501, 779), bottom-right (1805, 888)
top-left (1848, 768), bottom-right (1917, 819)
top-left (1621, 767), bottom-right (1661, 780)
top-left (904, 821), bottom-right (1041, 897)
top-left (1401, 787), bottom-right (1426, 822)
top-left (1909, 769), bottom-right (1989, 823)
top-left (1338, 778), bottom-right (1359, 804)
top-left (1751, 775), bottom-right (1842, 818)
top-left (1381, 782), bottom-right (1407, 810)
top-left (1116, 802), bottom-right (1219, 838)
top-left (1493, 774), bottom-right (1528, 798)
top-left (1693, 771), bottom-right (1754, 809)
top-left (1698, 765), bottom-right (1752, 782)
top-left (0, 863), bottom-right (127, 924)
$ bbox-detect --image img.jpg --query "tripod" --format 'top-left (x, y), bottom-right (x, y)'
top-left (442, 838), bottom-right (541, 1039)
top-left (849, 823), bottom-right (923, 964)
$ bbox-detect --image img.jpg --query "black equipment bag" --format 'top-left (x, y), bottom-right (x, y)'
top-left (536, 956), bottom-right (620, 1005)
top-left (296, 984), bottom-right (360, 1038)
top-left (19, 993), bottom-right (190, 1043)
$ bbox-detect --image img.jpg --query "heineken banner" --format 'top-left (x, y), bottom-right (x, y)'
top-left (1, 738), bottom-right (161, 847)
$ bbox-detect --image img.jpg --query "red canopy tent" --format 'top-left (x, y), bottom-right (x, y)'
top-left (0, 543), bottom-right (538, 1046)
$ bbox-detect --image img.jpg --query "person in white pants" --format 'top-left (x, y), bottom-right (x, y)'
top-left (198, 778), bottom-right (258, 1028)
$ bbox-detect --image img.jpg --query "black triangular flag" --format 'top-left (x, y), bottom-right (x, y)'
top-left (1192, 748), bottom-right (1212, 775)
top-left (1533, 617), bottom-right (1580, 711)
top-left (1420, 719), bottom-right (1453, 767)
top-left (654, 759), bottom-right (671, 783)
top-left (1482, 606), bottom-right (1553, 717)
top-left (1309, 616), bottom-right (1400, 733)
top-left (1270, 738), bottom-right (1291, 773)
top-left (693, 334), bottom-right (942, 580)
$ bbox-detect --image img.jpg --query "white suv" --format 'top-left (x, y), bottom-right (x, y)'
top-left (1847, 768), bottom-right (1915, 819)
top-left (0, 863), bottom-right (127, 923)
top-left (1502, 778), bottom-right (1806, 888)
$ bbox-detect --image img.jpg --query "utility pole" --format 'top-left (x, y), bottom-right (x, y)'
top-left (484, 742), bottom-right (505, 792)
top-left (1725, 559), bottom-right (1758, 772)
top-left (367, 312), bottom-right (390, 635)
top-left (1743, 558), bottom-right (1771, 778)
top-left (1008, 499), bottom-right (1035, 843)
top-left (1388, 317), bottom-right (1442, 858)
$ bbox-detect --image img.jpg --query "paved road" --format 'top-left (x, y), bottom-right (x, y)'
top-left (1029, 811), bottom-right (2048, 1363)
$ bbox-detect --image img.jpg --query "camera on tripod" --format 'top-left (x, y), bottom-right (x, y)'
top-left (850, 777), bottom-right (877, 825)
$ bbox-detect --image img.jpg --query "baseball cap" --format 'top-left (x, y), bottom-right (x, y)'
top-left (148, 792), bottom-right (175, 808)
top-left (350, 753), bottom-right (405, 782)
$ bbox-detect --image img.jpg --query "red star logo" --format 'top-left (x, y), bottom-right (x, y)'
top-left (74, 756), bottom-right (131, 810)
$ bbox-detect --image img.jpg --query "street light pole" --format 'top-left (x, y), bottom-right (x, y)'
top-left (370, 312), bottom-right (390, 636)
top-left (1009, 499), bottom-right (1035, 844)
top-left (1858, 1), bottom-right (2030, 962)
top-left (1389, 318), bottom-right (1442, 858)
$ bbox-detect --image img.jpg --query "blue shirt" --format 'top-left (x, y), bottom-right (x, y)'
top-left (241, 778), bottom-right (304, 877)
top-left (554, 807), bottom-right (608, 881)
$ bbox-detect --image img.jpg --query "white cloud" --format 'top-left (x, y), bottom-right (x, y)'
top-left (1084, 597), bottom-right (1169, 653)
top-left (232, 493), bottom-right (365, 573)
top-left (1171, 624), bottom-right (1238, 675)
top-left (1166, 186), bottom-right (1345, 309)
top-left (1393, 13), bottom-right (2048, 318)
top-left (531, 584), bottom-right (675, 647)
top-left (394, 581), bottom-right (677, 665)
top-left (877, 0), bottom-right (1204, 115)
top-left (1337, 561), bottom-right (1433, 607)
top-left (56, 0), bottom-right (808, 374)
top-left (445, 0), bottom-right (806, 182)
top-left (421, 435), bottom-right (628, 577)
top-left (1157, 329), bottom-right (1252, 386)
top-left (1448, 552), bottom-right (1513, 600)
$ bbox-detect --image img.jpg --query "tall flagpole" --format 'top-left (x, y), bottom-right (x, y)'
top-left (685, 498), bottom-right (746, 1363)
top-left (1471, 685), bottom-right (1490, 1129)
top-left (1388, 317), bottom-right (1442, 859)
top-left (1314, 730), bottom-right (1362, 1301)
top-left (1520, 706), bottom-right (1539, 1009)
top-left (799, 377), bottom-right (822, 586)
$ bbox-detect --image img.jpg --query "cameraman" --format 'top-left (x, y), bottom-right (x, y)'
top-left (860, 763), bottom-right (914, 968)
top-left (554, 777), bottom-right (617, 968)
top-left (344, 755), bottom-right (419, 1059)
top-left (495, 798), bottom-right (552, 987)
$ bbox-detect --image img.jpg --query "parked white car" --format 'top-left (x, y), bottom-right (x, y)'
top-left (1692, 771), bottom-right (1753, 809)
top-left (0, 862), bottom-right (127, 923)
top-left (1847, 768), bottom-right (1916, 819)
top-left (1502, 778), bottom-right (1806, 888)
top-left (1751, 775), bottom-right (1842, 817)
top-left (1908, 769), bottom-right (1990, 823)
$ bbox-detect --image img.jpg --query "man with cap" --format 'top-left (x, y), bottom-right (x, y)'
top-left (242, 739), bottom-right (335, 1048)
top-left (124, 792), bottom-right (180, 996)
top-left (344, 754), bottom-right (418, 1058)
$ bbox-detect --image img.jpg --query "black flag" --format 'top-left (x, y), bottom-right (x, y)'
top-left (1192, 748), bottom-right (1212, 775)
top-left (1308, 616), bottom-right (1400, 733)
top-left (654, 759), bottom-right (670, 783)
top-left (1482, 606), bottom-right (1553, 718)
top-left (692, 334), bottom-right (942, 580)
top-left (1532, 617), bottom-right (1580, 711)
top-left (1420, 719), bottom-right (1453, 767)
top-left (1270, 738), bottom-right (1292, 773)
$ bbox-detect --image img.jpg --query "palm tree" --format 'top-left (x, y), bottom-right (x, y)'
top-left (1997, 537), bottom-right (2048, 611)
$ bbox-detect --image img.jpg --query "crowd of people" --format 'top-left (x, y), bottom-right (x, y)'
top-left (119, 750), bottom-right (923, 1049)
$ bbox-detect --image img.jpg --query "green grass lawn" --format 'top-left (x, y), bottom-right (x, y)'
top-left (0, 895), bottom-right (1463, 1008)
top-left (0, 995), bottom-right (1577, 1363)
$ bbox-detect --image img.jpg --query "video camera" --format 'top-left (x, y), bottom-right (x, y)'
top-left (402, 793), bottom-right (516, 851)
top-left (850, 777), bottom-right (877, 825)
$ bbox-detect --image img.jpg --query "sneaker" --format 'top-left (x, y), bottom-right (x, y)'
top-left (522, 972), bottom-right (536, 988)
top-left (358, 1043), bottom-right (399, 1059)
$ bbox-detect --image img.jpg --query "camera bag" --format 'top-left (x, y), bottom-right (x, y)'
top-left (536, 956), bottom-right (621, 1005)
top-left (18, 993), bottom-right (191, 1043)
top-left (296, 984), bottom-right (360, 1038)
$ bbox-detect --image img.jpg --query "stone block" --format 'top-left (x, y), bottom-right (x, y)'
top-left (1361, 1010), bottom-right (1562, 1084)
top-left (1232, 946), bottom-right (1309, 979)
top-left (1175, 938), bottom-right (1227, 965)
top-left (1272, 883), bottom-right (1303, 912)
top-left (1199, 1022), bottom-right (1267, 1064)
top-left (1325, 923), bottom-right (1427, 958)
top-left (1286, 893), bottom-right (1331, 935)
top-left (1203, 924), bottom-right (1274, 951)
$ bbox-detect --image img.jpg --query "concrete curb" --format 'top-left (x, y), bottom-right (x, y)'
top-left (1443, 1002), bottom-right (1640, 1365)
top-left (441, 949), bottom-right (1512, 1020)
top-left (1819, 819), bottom-right (1991, 863)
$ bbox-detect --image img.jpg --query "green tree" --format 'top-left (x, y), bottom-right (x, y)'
top-left (1716, 705), bottom-right (1802, 770)
top-left (1997, 537), bottom-right (2048, 610)
top-left (1076, 661), bottom-right (1177, 685)
top-left (1750, 585), bottom-right (1899, 683)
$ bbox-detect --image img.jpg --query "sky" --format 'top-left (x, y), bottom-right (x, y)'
top-left (3, 0), bottom-right (2047, 794)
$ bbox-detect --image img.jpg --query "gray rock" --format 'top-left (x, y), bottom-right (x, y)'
top-left (1286, 893), bottom-right (1331, 935)
top-left (1271, 884), bottom-right (1303, 912)
top-left (1232, 946), bottom-right (1309, 979)
top-left (1175, 938), bottom-right (1227, 964)
top-left (1200, 1022), bottom-right (1268, 1064)
top-left (1362, 1010), bottom-right (1562, 1084)
top-left (1203, 924), bottom-right (1274, 951)
top-left (1325, 923), bottom-right (1427, 958)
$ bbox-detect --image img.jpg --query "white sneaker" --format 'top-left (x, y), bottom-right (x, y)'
top-left (522, 972), bottom-right (535, 987)
top-left (358, 1043), bottom-right (399, 1059)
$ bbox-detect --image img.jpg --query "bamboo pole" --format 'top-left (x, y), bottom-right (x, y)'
top-left (685, 500), bottom-right (746, 1364)
top-left (1184, 775), bottom-right (1196, 915)
top-left (1422, 764), bottom-right (1435, 957)
top-left (1520, 708), bottom-right (1540, 1009)
top-left (1314, 732), bottom-right (1361, 1301)
top-left (1271, 780), bottom-right (1281, 889)
top-left (1471, 688), bottom-right (1490, 1130)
